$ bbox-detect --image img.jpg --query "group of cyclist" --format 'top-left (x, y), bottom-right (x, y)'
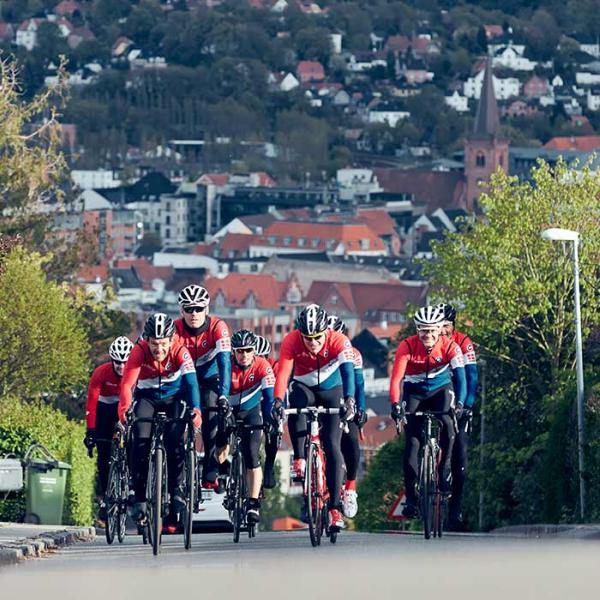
top-left (84, 286), bottom-right (370, 534)
top-left (84, 282), bottom-right (477, 537)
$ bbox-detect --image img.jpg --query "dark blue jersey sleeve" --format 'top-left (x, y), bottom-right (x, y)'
top-left (464, 363), bottom-right (478, 408)
top-left (452, 365), bottom-right (467, 406)
top-left (181, 371), bottom-right (200, 410)
top-left (261, 386), bottom-right (275, 417)
top-left (217, 351), bottom-right (231, 397)
top-left (339, 362), bottom-right (356, 399)
top-left (354, 367), bottom-right (366, 411)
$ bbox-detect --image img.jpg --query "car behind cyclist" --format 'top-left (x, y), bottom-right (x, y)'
top-left (327, 315), bottom-right (367, 519)
top-left (225, 329), bottom-right (276, 524)
top-left (389, 305), bottom-right (466, 518)
top-left (273, 304), bottom-right (356, 531)
top-left (438, 303), bottom-right (478, 531)
top-left (84, 336), bottom-right (134, 523)
top-left (118, 313), bottom-right (201, 532)
top-left (254, 334), bottom-right (279, 489)
top-left (173, 285), bottom-right (231, 490)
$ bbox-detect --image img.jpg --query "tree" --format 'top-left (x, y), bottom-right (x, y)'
top-left (0, 245), bottom-right (90, 398)
top-left (421, 161), bottom-right (600, 526)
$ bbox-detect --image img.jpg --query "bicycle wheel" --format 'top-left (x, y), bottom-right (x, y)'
top-left (105, 460), bottom-right (119, 545)
top-left (231, 450), bottom-right (243, 543)
top-left (420, 445), bottom-right (434, 540)
top-left (117, 460), bottom-right (129, 543)
top-left (433, 449), bottom-right (444, 539)
top-left (183, 445), bottom-right (196, 550)
top-left (306, 443), bottom-right (322, 548)
top-left (148, 446), bottom-right (164, 555)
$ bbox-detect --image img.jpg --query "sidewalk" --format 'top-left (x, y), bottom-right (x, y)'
top-left (492, 524), bottom-right (600, 539)
top-left (0, 522), bottom-right (96, 566)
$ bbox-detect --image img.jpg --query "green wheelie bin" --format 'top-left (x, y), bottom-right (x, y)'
top-left (23, 444), bottom-right (71, 525)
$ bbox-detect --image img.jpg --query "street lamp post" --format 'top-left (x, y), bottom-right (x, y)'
top-left (541, 227), bottom-right (586, 521)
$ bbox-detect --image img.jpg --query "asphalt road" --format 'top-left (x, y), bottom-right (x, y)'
top-left (2, 529), bottom-right (598, 599)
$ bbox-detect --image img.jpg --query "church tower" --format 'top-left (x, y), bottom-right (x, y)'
top-left (464, 58), bottom-right (509, 211)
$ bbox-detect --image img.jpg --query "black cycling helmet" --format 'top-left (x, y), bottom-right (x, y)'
top-left (143, 313), bottom-right (175, 339)
top-left (254, 335), bottom-right (271, 357)
top-left (231, 329), bottom-right (257, 350)
top-left (437, 303), bottom-right (457, 324)
top-left (297, 304), bottom-right (328, 337)
top-left (327, 315), bottom-right (348, 336)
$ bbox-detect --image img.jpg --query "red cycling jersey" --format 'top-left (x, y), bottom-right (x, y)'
top-left (389, 334), bottom-right (465, 404)
top-left (230, 356), bottom-right (275, 411)
top-left (274, 329), bottom-right (355, 399)
top-left (118, 341), bottom-right (197, 422)
top-left (86, 362), bottom-right (121, 428)
top-left (173, 317), bottom-right (231, 374)
top-left (452, 331), bottom-right (477, 365)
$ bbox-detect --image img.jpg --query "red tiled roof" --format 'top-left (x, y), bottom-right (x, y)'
top-left (18, 18), bottom-right (42, 32)
top-left (355, 208), bottom-right (397, 237)
top-left (190, 242), bottom-right (216, 256)
top-left (113, 258), bottom-right (174, 289)
top-left (484, 25), bottom-right (503, 38)
top-left (218, 233), bottom-right (264, 257)
top-left (197, 173), bottom-right (230, 186)
top-left (77, 264), bottom-right (109, 283)
top-left (54, 1), bottom-right (82, 16)
top-left (203, 273), bottom-right (287, 309)
top-left (374, 168), bottom-right (466, 211)
top-left (296, 60), bottom-right (325, 79)
top-left (306, 280), bottom-right (426, 316)
top-left (263, 221), bottom-right (386, 252)
top-left (543, 136), bottom-right (600, 152)
top-left (254, 172), bottom-right (276, 187)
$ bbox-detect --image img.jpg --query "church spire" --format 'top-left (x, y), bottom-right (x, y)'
top-left (473, 57), bottom-right (501, 138)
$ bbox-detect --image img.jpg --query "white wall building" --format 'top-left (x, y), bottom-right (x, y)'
top-left (368, 109), bottom-right (410, 127)
top-left (576, 72), bottom-right (600, 86)
top-left (587, 90), bottom-right (600, 111)
top-left (492, 45), bottom-right (537, 71)
top-left (72, 169), bottom-right (121, 190)
top-left (445, 90), bottom-right (469, 112)
top-left (336, 168), bottom-right (383, 202)
top-left (464, 70), bottom-right (520, 100)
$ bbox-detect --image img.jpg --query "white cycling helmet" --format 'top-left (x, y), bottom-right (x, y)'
top-left (178, 284), bottom-right (210, 307)
top-left (254, 335), bottom-right (272, 357)
top-left (413, 305), bottom-right (445, 328)
top-left (109, 336), bottom-right (134, 362)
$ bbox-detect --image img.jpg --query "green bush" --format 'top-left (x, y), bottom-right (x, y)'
top-left (354, 436), bottom-right (405, 532)
top-left (0, 395), bottom-right (95, 525)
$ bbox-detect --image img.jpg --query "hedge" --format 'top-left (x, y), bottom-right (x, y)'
top-left (0, 395), bottom-right (95, 525)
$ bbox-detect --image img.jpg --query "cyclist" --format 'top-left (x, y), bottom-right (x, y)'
top-left (225, 329), bottom-right (276, 524)
top-left (84, 336), bottom-right (134, 524)
top-left (389, 305), bottom-right (466, 519)
top-left (173, 284), bottom-right (231, 490)
top-left (438, 302), bottom-right (478, 531)
top-left (327, 315), bottom-right (367, 519)
top-left (118, 313), bottom-right (201, 532)
top-left (255, 334), bottom-right (279, 489)
top-left (273, 304), bottom-right (356, 531)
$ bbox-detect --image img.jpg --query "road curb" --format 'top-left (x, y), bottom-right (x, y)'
top-left (491, 524), bottom-right (600, 539)
top-left (0, 526), bottom-right (96, 566)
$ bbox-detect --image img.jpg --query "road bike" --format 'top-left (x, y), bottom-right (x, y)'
top-left (285, 406), bottom-right (343, 547)
top-left (104, 425), bottom-right (129, 545)
top-left (398, 410), bottom-right (455, 539)
top-left (135, 408), bottom-right (197, 555)
top-left (219, 409), bottom-right (264, 543)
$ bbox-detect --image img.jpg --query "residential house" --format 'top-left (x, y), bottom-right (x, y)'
top-left (333, 89), bottom-right (351, 107)
top-left (524, 75), bottom-right (550, 99)
top-left (16, 19), bottom-right (41, 50)
top-left (573, 34), bottom-right (600, 59)
top-left (384, 34), bottom-right (441, 59)
top-left (575, 72), bottom-right (600, 86)
top-left (330, 32), bottom-right (343, 54)
top-left (484, 25), bottom-right (504, 40)
top-left (336, 168), bottom-right (383, 202)
top-left (399, 59), bottom-right (435, 85)
top-left (68, 27), bottom-right (95, 49)
top-left (492, 44), bottom-right (537, 71)
top-left (368, 104), bottom-right (410, 127)
top-left (587, 89), bottom-right (600, 111)
top-left (464, 68), bottom-right (520, 100)
top-left (543, 135), bottom-right (600, 152)
top-left (112, 36), bottom-right (133, 58)
top-left (502, 100), bottom-right (538, 118)
top-left (305, 279), bottom-right (427, 332)
top-left (296, 60), bottom-right (325, 83)
top-left (445, 90), bottom-right (469, 112)
top-left (0, 22), bottom-right (14, 43)
top-left (72, 169), bottom-right (121, 190)
top-left (54, 1), bottom-right (83, 17)
top-left (345, 53), bottom-right (386, 73)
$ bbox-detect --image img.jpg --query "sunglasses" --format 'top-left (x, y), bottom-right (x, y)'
top-left (302, 333), bottom-right (325, 341)
top-left (234, 347), bottom-right (254, 354)
top-left (417, 328), bottom-right (439, 335)
top-left (183, 306), bottom-right (206, 314)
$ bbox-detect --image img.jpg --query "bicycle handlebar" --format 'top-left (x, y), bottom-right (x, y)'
top-left (284, 407), bottom-right (342, 415)
top-left (403, 410), bottom-right (454, 417)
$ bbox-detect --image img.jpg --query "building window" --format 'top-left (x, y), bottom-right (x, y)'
top-left (268, 236), bottom-right (276, 245)
top-left (326, 239), bottom-right (335, 250)
top-left (312, 238), bottom-right (320, 248)
top-left (298, 238), bottom-right (305, 247)
top-left (166, 215), bottom-right (171, 225)
top-left (499, 154), bottom-right (504, 167)
top-left (283, 236), bottom-right (292, 246)
top-left (360, 239), bottom-right (369, 250)
top-left (476, 152), bottom-right (486, 167)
